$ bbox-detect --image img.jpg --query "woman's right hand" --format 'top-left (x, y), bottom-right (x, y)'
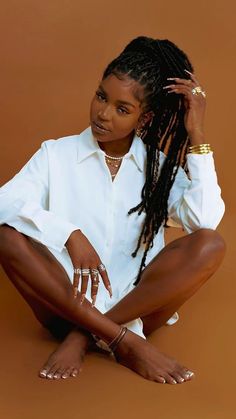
top-left (65, 229), bottom-right (112, 306)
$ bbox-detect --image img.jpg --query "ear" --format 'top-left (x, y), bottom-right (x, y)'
top-left (139, 110), bottom-right (155, 126)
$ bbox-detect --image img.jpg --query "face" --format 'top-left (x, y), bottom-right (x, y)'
top-left (89, 74), bottom-right (153, 144)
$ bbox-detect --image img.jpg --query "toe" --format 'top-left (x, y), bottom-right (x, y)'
top-left (155, 375), bottom-right (166, 384)
top-left (171, 372), bottom-right (185, 384)
top-left (62, 367), bottom-right (74, 379)
top-left (71, 368), bottom-right (81, 378)
top-left (165, 373), bottom-right (178, 385)
top-left (53, 368), bottom-right (66, 380)
top-left (39, 363), bottom-right (53, 379)
top-left (181, 367), bottom-right (195, 380)
top-left (46, 364), bottom-right (58, 379)
top-left (39, 369), bottom-right (48, 378)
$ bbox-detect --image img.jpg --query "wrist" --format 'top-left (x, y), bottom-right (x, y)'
top-left (65, 229), bottom-right (82, 248)
top-left (190, 134), bottom-right (206, 146)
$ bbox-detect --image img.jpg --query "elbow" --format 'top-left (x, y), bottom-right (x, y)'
top-left (196, 200), bottom-right (226, 231)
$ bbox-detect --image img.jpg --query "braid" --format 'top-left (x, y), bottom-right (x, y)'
top-left (102, 36), bottom-right (194, 285)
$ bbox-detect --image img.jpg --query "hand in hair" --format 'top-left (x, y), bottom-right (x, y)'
top-left (163, 70), bottom-right (206, 142)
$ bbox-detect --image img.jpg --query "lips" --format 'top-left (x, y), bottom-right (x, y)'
top-left (94, 121), bottom-right (110, 131)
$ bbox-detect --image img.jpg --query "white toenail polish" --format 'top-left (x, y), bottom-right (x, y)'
top-left (180, 378), bottom-right (185, 382)
top-left (172, 380), bottom-right (177, 384)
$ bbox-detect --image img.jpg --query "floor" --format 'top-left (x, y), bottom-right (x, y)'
top-left (0, 217), bottom-right (234, 419)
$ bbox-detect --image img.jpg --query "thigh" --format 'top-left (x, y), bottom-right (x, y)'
top-left (0, 225), bottom-right (75, 338)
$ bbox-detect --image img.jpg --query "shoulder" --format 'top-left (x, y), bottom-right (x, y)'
top-left (41, 134), bottom-right (80, 154)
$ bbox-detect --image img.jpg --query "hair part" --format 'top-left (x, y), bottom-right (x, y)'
top-left (102, 36), bottom-right (194, 285)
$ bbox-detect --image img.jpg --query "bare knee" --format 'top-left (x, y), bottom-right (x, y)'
top-left (0, 224), bottom-right (27, 259)
top-left (191, 228), bottom-right (226, 269)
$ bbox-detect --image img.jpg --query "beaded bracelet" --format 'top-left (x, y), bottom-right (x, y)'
top-left (188, 143), bottom-right (212, 154)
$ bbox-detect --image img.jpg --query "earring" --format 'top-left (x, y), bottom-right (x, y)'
top-left (136, 118), bottom-right (153, 138)
top-left (136, 126), bottom-right (145, 137)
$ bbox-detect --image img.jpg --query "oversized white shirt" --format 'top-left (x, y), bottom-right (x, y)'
top-left (0, 126), bottom-right (225, 338)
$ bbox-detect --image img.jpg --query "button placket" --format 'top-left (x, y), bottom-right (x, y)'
top-left (104, 181), bottom-right (115, 255)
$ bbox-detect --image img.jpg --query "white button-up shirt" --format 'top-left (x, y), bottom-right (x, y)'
top-left (0, 126), bottom-right (225, 338)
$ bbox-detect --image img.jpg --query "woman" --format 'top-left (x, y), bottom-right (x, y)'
top-left (0, 36), bottom-right (226, 385)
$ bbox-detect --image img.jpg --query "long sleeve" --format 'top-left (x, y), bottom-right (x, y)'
top-left (166, 152), bottom-right (225, 233)
top-left (0, 140), bottom-right (79, 252)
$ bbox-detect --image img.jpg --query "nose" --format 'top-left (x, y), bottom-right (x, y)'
top-left (98, 104), bottom-right (111, 121)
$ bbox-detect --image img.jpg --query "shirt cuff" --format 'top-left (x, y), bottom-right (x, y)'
top-left (18, 201), bottom-right (79, 252)
top-left (186, 152), bottom-right (217, 181)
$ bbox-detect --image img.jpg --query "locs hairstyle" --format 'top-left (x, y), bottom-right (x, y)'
top-left (102, 36), bottom-right (194, 286)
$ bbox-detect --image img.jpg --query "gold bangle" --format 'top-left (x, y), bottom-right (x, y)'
top-left (188, 150), bottom-right (212, 154)
top-left (188, 143), bottom-right (212, 154)
top-left (189, 143), bottom-right (211, 150)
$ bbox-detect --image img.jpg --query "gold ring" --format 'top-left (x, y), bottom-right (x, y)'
top-left (191, 86), bottom-right (206, 98)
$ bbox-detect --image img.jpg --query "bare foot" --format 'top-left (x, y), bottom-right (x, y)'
top-left (114, 330), bottom-right (195, 385)
top-left (39, 329), bottom-right (93, 380)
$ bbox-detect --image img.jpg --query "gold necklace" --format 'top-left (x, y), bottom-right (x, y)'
top-left (105, 156), bottom-right (122, 168)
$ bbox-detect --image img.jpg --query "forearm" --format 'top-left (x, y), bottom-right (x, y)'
top-left (6, 247), bottom-right (121, 347)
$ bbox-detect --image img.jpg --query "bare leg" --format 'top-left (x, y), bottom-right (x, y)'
top-left (0, 225), bottom-right (226, 384)
top-left (105, 229), bottom-right (226, 334)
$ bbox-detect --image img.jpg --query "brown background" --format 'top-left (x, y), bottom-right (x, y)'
top-left (0, 1), bottom-right (235, 418)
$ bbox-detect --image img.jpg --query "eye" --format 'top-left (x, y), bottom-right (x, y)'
top-left (96, 91), bottom-right (105, 101)
top-left (95, 91), bottom-right (129, 114)
top-left (118, 108), bottom-right (129, 114)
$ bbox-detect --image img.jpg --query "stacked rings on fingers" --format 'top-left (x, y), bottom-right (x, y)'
top-left (74, 268), bottom-right (82, 274)
top-left (98, 263), bottom-right (106, 271)
top-left (91, 268), bottom-right (99, 276)
top-left (191, 86), bottom-right (206, 98)
top-left (81, 268), bottom-right (90, 275)
top-left (91, 269), bottom-right (100, 287)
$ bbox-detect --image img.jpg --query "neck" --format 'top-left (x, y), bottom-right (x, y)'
top-left (97, 134), bottom-right (134, 157)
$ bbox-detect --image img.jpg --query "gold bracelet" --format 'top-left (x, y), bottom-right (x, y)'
top-left (188, 143), bottom-right (212, 154)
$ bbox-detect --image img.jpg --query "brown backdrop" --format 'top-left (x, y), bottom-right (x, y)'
top-left (0, 1), bottom-right (235, 418)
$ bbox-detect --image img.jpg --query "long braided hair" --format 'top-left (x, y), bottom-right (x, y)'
top-left (102, 36), bottom-right (194, 285)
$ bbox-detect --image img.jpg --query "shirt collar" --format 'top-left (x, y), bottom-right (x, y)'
top-left (76, 126), bottom-right (146, 172)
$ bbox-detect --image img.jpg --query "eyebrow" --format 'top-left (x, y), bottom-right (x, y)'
top-left (98, 84), bottom-right (136, 108)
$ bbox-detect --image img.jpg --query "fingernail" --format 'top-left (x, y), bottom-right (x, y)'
top-left (167, 77), bottom-right (176, 80)
top-left (80, 294), bottom-right (85, 304)
top-left (108, 286), bottom-right (112, 297)
top-left (91, 297), bottom-right (96, 307)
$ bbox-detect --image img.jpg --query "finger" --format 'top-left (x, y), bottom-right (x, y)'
top-left (165, 85), bottom-right (193, 100)
top-left (184, 69), bottom-right (201, 86)
top-left (80, 269), bottom-right (90, 304)
top-left (97, 263), bottom-right (112, 297)
top-left (168, 85), bottom-right (206, 103)
top-left (73, 268), bottom-right (81, 299)
top-left (90, 268), bottom-right (100, 307)
top-left (167, 77), bottom-right (193, 87)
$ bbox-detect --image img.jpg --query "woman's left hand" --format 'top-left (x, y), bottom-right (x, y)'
top-left (163, 70), bottom-right (206, 141)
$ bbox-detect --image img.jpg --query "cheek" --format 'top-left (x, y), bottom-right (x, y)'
top-left (90, 97), bottom-right (100, 114)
